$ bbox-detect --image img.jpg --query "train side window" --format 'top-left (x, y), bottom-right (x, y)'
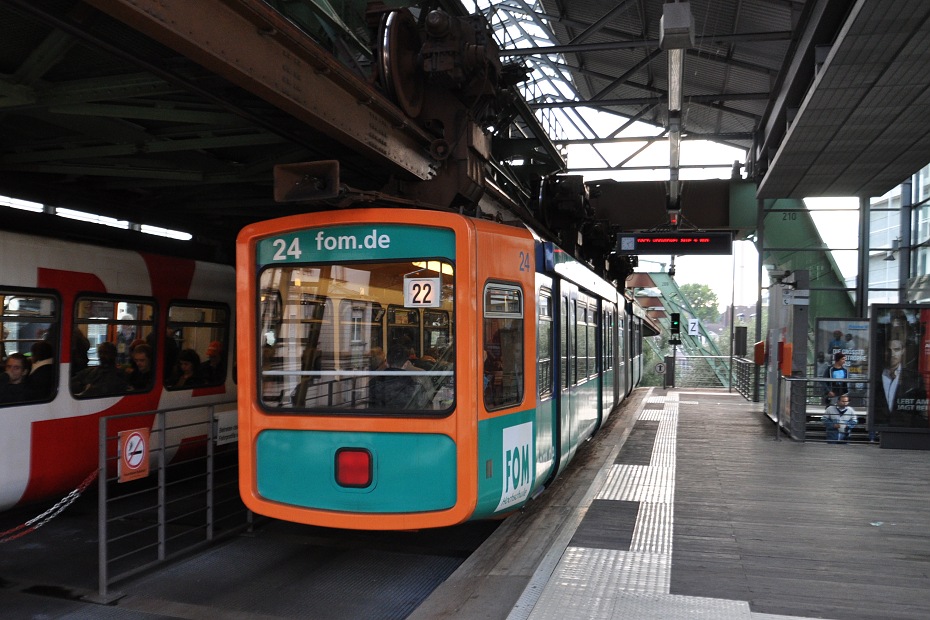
top-left (537, 290), bottom-right (553, 398)
top-left (587, 305), bottom-right (597, 378)
top-left (165, 303), bottom-right (230, 390)
top-left (483, 283), bottom-right (524, 409)
top-left (0, 291), bottom-right (58, 406)
top-left (560, 296), bottom-right (569, 389)
top-left (574, 300), bottom-right (586, 381)
top-left (601, 310), bottom-right (614, 370)
top-left (72, 297), bottom-right (155, 398)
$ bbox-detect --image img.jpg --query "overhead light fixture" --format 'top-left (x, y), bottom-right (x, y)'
top-left (661, 3), bottom-right (692, 221)
top-left (660, 3), bottom-right (695, 50)
top-left (667, 48), bottom-right (683, 112)
top-left (660, 2), bottom-right (693, 113)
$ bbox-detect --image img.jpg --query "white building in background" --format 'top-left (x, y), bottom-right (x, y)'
top-left (867, 164), bottom-right (930, 306)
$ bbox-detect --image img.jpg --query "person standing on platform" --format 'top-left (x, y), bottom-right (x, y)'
top-left (823, 394), bottom-right (857, 443)
top-left (823, 352), bottom-right (848, 406)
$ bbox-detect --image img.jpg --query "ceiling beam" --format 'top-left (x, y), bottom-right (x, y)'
top-left (80, 0), bottom-right (438, 180)
top-left (502, 30), bottom-right (793, 56)
top-left (2, 132), bottom-right (287, 163)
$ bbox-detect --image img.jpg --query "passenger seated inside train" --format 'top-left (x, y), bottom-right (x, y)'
top-left (369, 345), bottom-right (423, 409)
top-left (198, 340), bottom-right (225, 384)
top-left (170, 348), bottom-right (205, 389)
top-left (115, 314), bottom-right (136, 367)
top-left (71, 342), bottom-right (129, 398)
top-left (126, 343), bottom-right (154, 391)
top-left (369, 347), bottom-right (387, 371)
top-left (0, 353), bottom-right (29, 404)
top-left (149, 327), bottom-right (179, 384)
top-left (71, 326), bottom-right (90, 373)
top-left (26, 340), bottom-right (56, 401)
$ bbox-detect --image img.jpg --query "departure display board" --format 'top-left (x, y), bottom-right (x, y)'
top-left (615, 232), bottom-right (733, 255)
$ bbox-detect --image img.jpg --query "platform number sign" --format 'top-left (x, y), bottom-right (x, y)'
top-left (404, 276), bottom-right (441, 308)
top-left (118, 428), bottom-right (150, 482)
top-left (688, 319), bottom-right (700, 336)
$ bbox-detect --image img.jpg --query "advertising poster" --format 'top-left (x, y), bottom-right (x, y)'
top-left (869, 305), bottom-right (930, 430)
top-left (815, 318), bottom-right (869, 405)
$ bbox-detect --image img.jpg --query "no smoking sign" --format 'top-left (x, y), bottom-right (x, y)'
top-left (118, 428), bottom-right (150, 482)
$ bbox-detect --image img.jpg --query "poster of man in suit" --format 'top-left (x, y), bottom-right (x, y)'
top-left (869, 305), bottom-right (929, 429)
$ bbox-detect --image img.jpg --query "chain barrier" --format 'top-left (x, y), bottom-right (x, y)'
top-left (0, 469), bottom-right (99, 544)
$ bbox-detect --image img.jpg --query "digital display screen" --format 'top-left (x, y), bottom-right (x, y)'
top-left (615, 232), bottom-right (733, 255)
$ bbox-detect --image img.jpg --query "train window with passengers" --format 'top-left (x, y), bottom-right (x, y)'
top-left (259, 260), bottom-right (455, 413)
top-left (71, 297), bottom-right (154, 398)
top-left (0, 291), bottom-right (58, 406)
top-left (484, 283), bottom-right (524, 409)
top-left (537, 290), bottom-right (553, 398)
top-left (165, 303), bottom-right (230, 390)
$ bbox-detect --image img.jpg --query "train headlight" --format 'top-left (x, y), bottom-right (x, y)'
top-left (335, 448), bottom-right (372, 488)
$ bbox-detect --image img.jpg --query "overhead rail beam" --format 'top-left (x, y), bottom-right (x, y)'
top-left (86, 0), bottom-right (437, 181)
top-left (556, 132), bottom-right (754, 145)
top-left (502, 31), bottom-right (793, 56)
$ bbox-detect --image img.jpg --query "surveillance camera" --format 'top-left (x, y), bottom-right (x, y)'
top-left (668, 267), bottom-right (676, 277)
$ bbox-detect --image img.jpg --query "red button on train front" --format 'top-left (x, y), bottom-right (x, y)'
top-left (335, 448), bottom-right (372, 487)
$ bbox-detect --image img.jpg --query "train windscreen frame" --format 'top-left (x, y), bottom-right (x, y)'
top-left (255, 224), bottom-right (456, 415)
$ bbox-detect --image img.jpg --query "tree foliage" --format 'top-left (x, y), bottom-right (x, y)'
top-left (679, 283), bottom-right (720, 324)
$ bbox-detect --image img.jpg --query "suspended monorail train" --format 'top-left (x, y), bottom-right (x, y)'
top-left (236, 207), bottom-right (645, 530)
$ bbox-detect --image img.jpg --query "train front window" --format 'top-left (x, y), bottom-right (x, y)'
top-left (259, 260), bottom-right (455, 414)
top-left (0, 292), bottom-right (58, 406)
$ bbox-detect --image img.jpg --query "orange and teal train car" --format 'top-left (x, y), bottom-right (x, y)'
top-left (236, 208), bottom-right (642, 530)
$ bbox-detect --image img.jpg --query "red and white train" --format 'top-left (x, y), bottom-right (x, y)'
top-left (0, 230), bottom-right (235, 512)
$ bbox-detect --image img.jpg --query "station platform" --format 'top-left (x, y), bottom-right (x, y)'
top-left (2, 387), bottom-right (929, 619)
top-left (412, 387), bottom-right (930, 620)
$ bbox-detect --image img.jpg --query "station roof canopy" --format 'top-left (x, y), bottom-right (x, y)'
top-left (0, 0), bottom-right (928, 258)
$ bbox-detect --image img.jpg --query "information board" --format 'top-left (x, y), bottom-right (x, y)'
top-left (615, 232), bottom-right (732, 255)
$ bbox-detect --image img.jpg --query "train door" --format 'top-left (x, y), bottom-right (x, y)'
top-left (617, 304), bottom-right (629, 398)
top-left (557, 280), bottom-right (577, 471)
top-left (574, 292), bottom-right (599, 442)
top-left (533, 277), bottom-right (557, 486)
top-left (600, 300), bottom-right (617, 418)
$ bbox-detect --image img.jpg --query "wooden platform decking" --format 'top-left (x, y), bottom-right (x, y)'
top-left (673, 388), bottom-right (930, 620)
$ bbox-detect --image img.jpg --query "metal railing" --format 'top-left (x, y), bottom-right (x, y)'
top-left (669, 355), bottom-right (731, 389)
top-left (733, 357), bottom-right (763, 402)
top-left (772, 376), bottom-right (872, 443)
top-left (93, 400), bottom-right (250, 603)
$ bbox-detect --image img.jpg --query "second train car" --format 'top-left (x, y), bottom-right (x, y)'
top-left (237, 208), bottom-right (642, 530)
